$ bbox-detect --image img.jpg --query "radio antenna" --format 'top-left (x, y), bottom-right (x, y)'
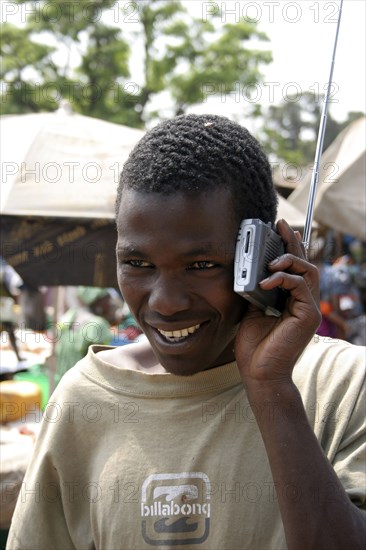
top-left (302, 0), bottom-right (344, 253)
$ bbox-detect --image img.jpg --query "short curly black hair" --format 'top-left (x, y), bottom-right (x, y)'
top-left (116, 114), bottom-right (277, 223)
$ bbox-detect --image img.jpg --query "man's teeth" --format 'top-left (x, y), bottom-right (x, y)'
top-left (158, 324), bottom-right (200, 340)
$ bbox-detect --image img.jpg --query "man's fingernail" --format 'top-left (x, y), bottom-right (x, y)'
top-left (269, 257), bottom-right (279, 266)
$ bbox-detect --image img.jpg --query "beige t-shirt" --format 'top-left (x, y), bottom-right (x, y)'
top-left (6, 336), bottom-right (366, 550)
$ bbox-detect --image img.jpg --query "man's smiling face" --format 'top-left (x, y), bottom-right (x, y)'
top-left (116, 187), bottom-right (248, 375)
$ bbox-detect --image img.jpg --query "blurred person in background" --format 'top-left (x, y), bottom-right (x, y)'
top-left (0, 258), bottom-right (25, 364)
top-left (18, 285), bottom-right (47, 332)
top-left (317, 253), bottom-right (365, 344)
top-left (317, 263), bottom-right (347, 339)
top-left (55, 286), bottom-right (115, 384)
top-left (111, 295), bottom-right (143, 345)
top-left (333, 254), bottom-right (366, 346)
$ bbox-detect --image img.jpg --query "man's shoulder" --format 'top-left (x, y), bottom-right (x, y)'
top-left (298, 335), bottom-right (365, 365)
top-left (294, 335), bottom-right (365, 398)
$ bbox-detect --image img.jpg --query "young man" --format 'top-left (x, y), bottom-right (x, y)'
top-left (6, 115), bottom-right (365, 549)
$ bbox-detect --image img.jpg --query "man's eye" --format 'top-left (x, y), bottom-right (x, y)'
top-left (189, 261), bottom-right (217, 270)
top-left (126, 259), bottom-right (152, 268)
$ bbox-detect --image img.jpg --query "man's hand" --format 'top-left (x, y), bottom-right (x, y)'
top-left (234, 220), bottom-right (365, 550)
top-left (234, 218), bottom-right (321, 387)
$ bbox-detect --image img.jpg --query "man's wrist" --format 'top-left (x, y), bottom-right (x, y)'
top-left (244, 379), bottom-right (307, 426)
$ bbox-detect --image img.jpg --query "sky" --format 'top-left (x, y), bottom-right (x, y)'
top-left (180, 0), bottom-right (365, 124)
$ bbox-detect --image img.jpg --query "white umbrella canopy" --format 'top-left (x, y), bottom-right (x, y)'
top-left (0, 109), bottom-right (144, 287)
top-left (288, 116), bottom-right (366, 241)
top-left (0, 108), bottom-right (144, 218)
top-left (276, 194), bottom-right (312, 230)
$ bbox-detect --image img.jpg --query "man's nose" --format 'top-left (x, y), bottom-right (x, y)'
top-left (148, 274), bottom-right (192, 317)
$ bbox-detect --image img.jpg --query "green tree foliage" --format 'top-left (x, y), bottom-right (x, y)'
top-left (1, 0), bottom-right (137, 124)
top-left (258, 92), bottom-right (364, 166)
top-left (1, 0), bottom-right (272, 126)
top-left (1, 22), bottom-right (58, 113)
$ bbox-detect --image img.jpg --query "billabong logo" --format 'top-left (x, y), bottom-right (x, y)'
top-left (141, 472), bottom-right (211, 545)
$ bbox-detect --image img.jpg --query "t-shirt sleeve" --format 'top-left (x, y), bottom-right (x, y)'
top-left (295, 338), bottom-right (366, 511)
top-left (332, 378), bottom-right (366, 509)
top-left (5, 366), bottom-right (94, 550)
top-left (5, 427), bottom-right (77, 550)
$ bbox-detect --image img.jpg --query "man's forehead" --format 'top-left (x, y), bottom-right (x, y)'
top-left (118, 186), bottom-right (234, 209)
top-left (117, 240), bottom-right (235, 257)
